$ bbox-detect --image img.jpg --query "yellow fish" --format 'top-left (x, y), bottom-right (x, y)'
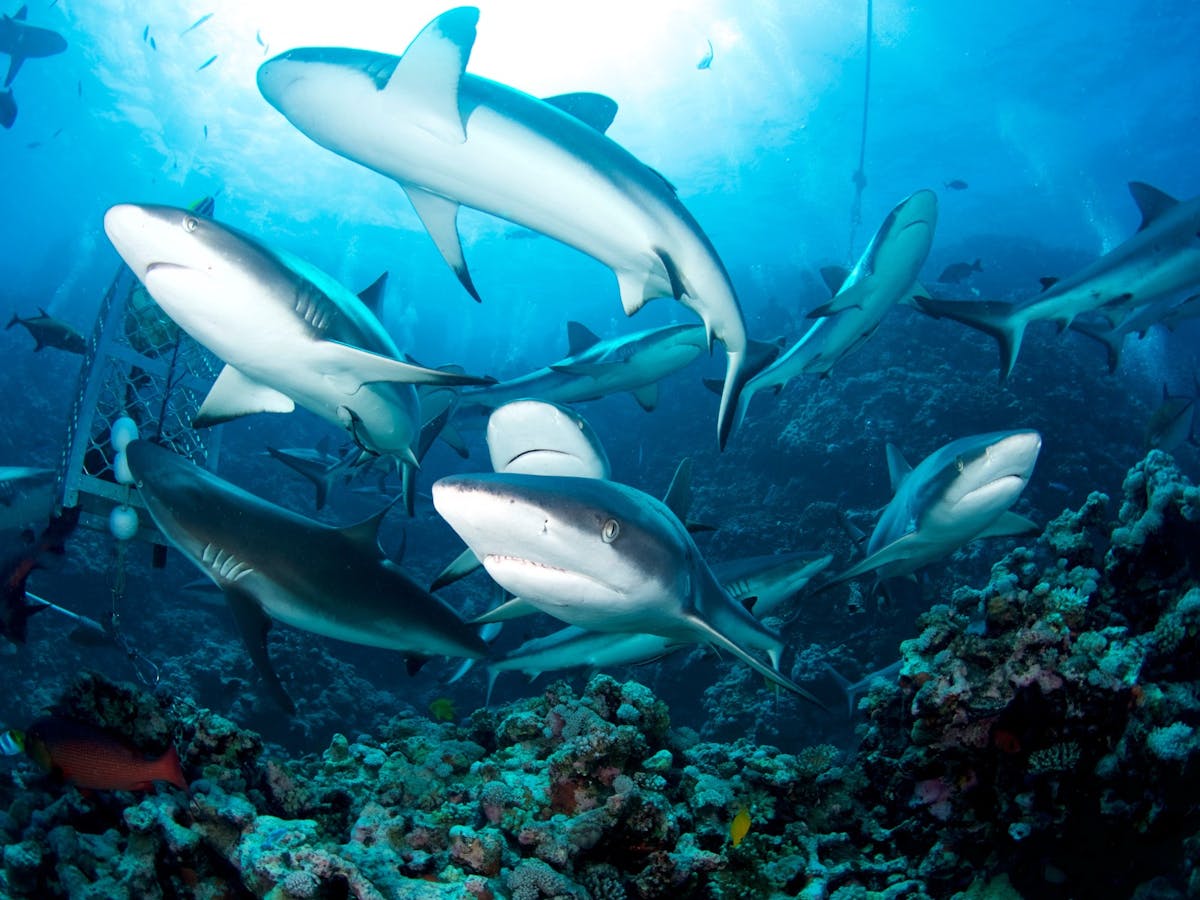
top-left (428, 698), bottom-right (456, 722)
top-left (730, 807), bottom-right (751, 847)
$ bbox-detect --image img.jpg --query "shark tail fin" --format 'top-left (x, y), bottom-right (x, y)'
top-left (5, 313), bottom-right (16, 330)
top-left (716, 338), bottom-right (780, 450)
top-left (822, 663), bottom-right (857, 718)
top-left (914, 296), bottom-right (1025, 382)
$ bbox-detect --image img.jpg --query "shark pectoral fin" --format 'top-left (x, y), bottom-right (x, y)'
top-left (225, 588), bottom-right (296, 715)
top-left (832, 534), bottom-right (920, 583)
top-left (194, 365), bottom-right (295, 427)
top-left (387, 7), bottom-right (477, 143)
top-left (431, 546), bottom-right (482, 591)
top-left (662, 457), bottom-right (694, 522)
top-left (320, 340), bottom-right (492, 388)
top-left (402, 185), bottom-right (480, 302)
top-left (631, 382), bottom-right (659, 411)
top-left (541, 93), bottom-right (618, 133)
top-left (885, 444), bottom-right (913, 492)
top-left (685, 614), bottom-right (827, 710)
top-left (438, 422), bottom-right (469, 459)
top-left (472, 596), bottom-right (539, 624)
top-left (976, 511), bottom-right (1039, 539)
top-left (807, 280), bottom-right (869, 318)
top-left (549, 360), bottom-right (616, 376)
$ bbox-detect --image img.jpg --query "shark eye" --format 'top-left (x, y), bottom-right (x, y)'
top-left (601, 518), bottom-right (620, 543)
top-left (183, 216), bottom-right (199, 233)
top-left (955, 455), bottom-right (965, 473)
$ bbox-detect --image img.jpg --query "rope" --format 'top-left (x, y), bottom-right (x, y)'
top-left (108, 539), bottom-right (161, 687)
top-left (847, 0), bottom-right (874, 262)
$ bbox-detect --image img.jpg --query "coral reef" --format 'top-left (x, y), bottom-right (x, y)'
top-left (0, 451), bottom-right (1197, 897)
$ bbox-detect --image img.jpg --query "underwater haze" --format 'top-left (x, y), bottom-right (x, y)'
top-left (1, 1), bottom-right (1199, 898)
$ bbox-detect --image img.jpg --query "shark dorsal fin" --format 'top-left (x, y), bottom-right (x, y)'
top-left (541, 92), bottom-right (618, 133)
top-left (566, 320), bottom-right (601, 356)
top-left (386, 7), bottom-right (478, 143)
top-left (340, 503), bottom-right (395, 550)
top-left (662, 457), bottom-right (694, 522)
top-left (1129, 181), bottom-right (1178, 232)
top-left (14, 6), bottom-right (27, 21)
top-left (356, 271), bottom-right (389, 316)
top-left (885, 443), bottom-right (912, 493)
top-left (820, 265), bottom-right (849, 296)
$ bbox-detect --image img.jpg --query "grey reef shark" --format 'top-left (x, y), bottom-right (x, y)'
top-left (432, 470), bottom-right (825, 706)
top-left (917, 182), bottom-right (1200, 380)
top-left (827, 430), bottom-right (1042, 590)
top-left (724, 189), bottom-right (937, 434)
top-left (256, 6), bottom-right (780, 448)
top-left (102, 203), bottom-right (493, 501)
top-left (124, 439), bottom-right (490, 714)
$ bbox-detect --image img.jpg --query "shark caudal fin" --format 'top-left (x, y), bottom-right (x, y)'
top-left (716, 338), bottom-right (780, 449)
top-left (914, 297), bottom-right (1026, 382)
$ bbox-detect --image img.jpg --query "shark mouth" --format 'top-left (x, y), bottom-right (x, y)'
top-left (482, 553), bottom-right (617, 603)
top-left (958, 474), bottom-right (1025, 507)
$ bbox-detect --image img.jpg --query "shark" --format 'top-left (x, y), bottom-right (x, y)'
top-left (0, 466), bottom-right (56, 532)
top-left (431, 399), bottom-right (611, 591)
top-left (124, 439), bottom-right (490, 713)
top-left (256, 7), bottom-right (774, 449)
top-left (0, 86), bottom-right (14, 128)
top-left (1144, 381), bottom-right (1199, 453)
top-left (724, 189), bottom-right (937, 434)
top-left (431, 471), bottom-right (822, 704)
top-left (265, 443), bottom-right (357, 510)
top-left (0, 6), bottom-right (66, 88)
top-left (917, 183), bottom-right (1200, 381)
top-left (102, 203), bottom-right (492, 472)
top-left (827, 430), bottom-right (1042, 586)
top-left (461, 321), bottom-right (708, 414)
top-left (1070, 293), bottom-right (1200, 373)
top-left (472, 548), bottom-right (835, 702)
top-left (7, 309), bottom-right (86, 354)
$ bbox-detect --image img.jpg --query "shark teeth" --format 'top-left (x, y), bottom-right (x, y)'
top-left (201, 542), bottom-right (254, 582)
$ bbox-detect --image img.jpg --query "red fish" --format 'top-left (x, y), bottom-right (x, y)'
top-left (24, 717), bottom-right (186, 791)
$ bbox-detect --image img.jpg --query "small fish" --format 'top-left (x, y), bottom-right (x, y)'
top-left (202, 124), bottom-right (207, 140)
top-left (944, 179), bottom-right (969, 191)
top-left (141, 25), bottom-right (149, 42)
top-left (1048, 481), bottom-right (1070, 493)
top-left (256, 29), bottom-right (264, 47)
top-left (21, 716), bottom-right (187, 791)
top-left (937, 258), bottom-right (983, 284)
top-left (730, 808), bottom-right (751, 847)
top-left (149, 37), bottom-right (157, 51)
top-left (697, 39), bottom-right (714, 70)
top-left (180, 12), bottom-right (213, 37)
top-left (196, 54), bottom-right (217, 72)
top-left (428, 698), bottom-right (456, 722)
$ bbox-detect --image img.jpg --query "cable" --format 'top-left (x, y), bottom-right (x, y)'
top-left (848, 0), bottom-right (874, 262)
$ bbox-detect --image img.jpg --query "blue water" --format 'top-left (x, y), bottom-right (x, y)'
top-left (0, 0), bottom-right (1197, 751)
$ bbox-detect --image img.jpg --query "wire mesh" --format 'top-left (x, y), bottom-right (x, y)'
top-left (58, 265), bottom-right (224, 538)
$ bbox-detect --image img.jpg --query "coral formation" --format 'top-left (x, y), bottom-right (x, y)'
top-left (1, 451), bottom-right (1197, 897)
